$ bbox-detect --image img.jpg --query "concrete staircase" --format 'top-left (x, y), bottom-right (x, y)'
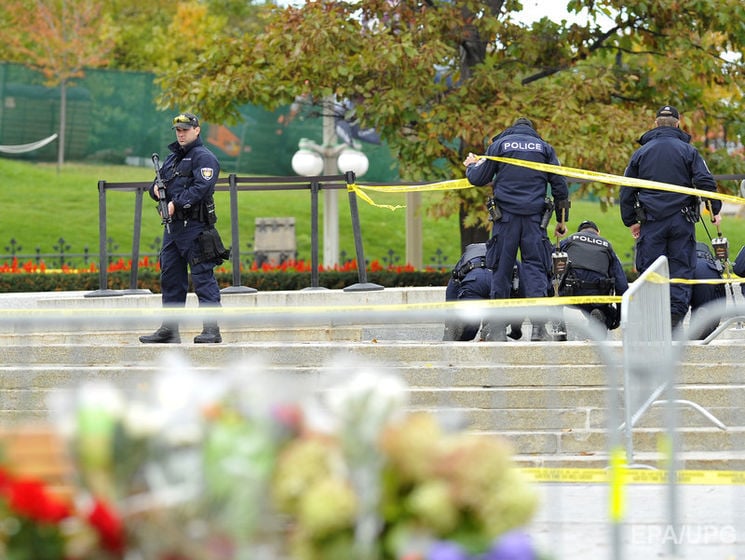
top-left (1, 288), bottom-right (744, 471)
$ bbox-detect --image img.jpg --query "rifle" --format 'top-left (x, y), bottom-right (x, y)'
top-left (151, 153), bottom-right (172, 234)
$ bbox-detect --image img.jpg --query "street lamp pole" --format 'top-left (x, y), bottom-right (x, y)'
top-left (321, 100), bottom-right (340, 268)
top-left (292, 97), bottom-right (369, 268)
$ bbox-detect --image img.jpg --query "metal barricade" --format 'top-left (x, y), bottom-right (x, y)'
top-left (620, 255), bottom-right (673, 466)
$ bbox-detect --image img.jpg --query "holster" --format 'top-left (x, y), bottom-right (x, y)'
top-left (190, 227), bottom-right (231, 266)
top-left (486, 197), bottom-right (502, 223)
top-left (540, 197), bottom-right (554, 229)
top-left (634, 195), bottom-right (647, 224)
top-left (681, 198), bottom-right (701, 224)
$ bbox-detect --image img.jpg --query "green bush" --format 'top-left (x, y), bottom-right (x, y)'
top-left (0, 270), bottom-right (453, 293)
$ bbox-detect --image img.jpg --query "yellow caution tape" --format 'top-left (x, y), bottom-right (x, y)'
top-left (669, 277), bottom-right (742, 285)
top-left (521, 467), bottom-right (745, 485)
top-left (347, 178), bottom-right (473, 210)
top-left (482, 156), bottom-right (745, 206)
top-left (346, 156), bottom-right (745, 209)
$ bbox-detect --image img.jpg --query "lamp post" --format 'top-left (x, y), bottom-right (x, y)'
top-left (291, 100), bottom-right (369, 267)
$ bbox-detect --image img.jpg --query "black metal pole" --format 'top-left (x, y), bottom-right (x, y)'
top-left (343, 171), bottom-right (383, 292)
top-left (124, 186), bottom-right (151, 293)
top-left (303, 180), bottom-right (327, 290)
top-left (85, 181), bottom-right (121, 297)
top-left (221, 173), bottom-right (257, 294)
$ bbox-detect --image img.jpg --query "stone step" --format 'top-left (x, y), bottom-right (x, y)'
top-left (2, 290), bottom-right (745, 470)
top-left (0, 340), bottom-right (616, 365)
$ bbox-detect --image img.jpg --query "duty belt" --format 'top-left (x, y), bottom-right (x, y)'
top-left (174, 205), bottom-right (205, 222)
top-left (452, 257), bottom-right (489, 282)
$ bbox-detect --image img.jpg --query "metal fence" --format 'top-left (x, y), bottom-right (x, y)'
top-left (86, 172), bottom-right (385, 297)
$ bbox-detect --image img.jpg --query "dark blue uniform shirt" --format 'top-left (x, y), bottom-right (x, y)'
top-left (620, 126), bottom-right (719, 225)
top-left (465, 123), bottom-right (569, 217)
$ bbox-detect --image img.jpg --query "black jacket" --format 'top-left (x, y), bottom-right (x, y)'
top-left (149, 136), bottom-right (220, 215)
top-left (466, 124), bottom-right (569, 218)
top-left (620, 126), bottom-right (719, 225)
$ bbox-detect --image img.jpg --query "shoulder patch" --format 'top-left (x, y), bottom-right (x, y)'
top-left (200, 167), bottom-right (214, 180)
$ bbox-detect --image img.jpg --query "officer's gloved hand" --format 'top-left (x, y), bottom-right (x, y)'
top-left (607, 304), bottom-right (621, 330)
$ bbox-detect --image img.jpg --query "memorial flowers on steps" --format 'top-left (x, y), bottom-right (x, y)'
top-left (43, 354), bottom-right (546, 559)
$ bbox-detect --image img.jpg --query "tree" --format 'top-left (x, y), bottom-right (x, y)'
top-left (71, 1), bottom-right (745, 247)
top-left (1, 0), bottom-right (111, 170)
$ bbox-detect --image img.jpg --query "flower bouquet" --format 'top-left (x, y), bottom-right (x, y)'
top-left (0, 466), bottom-right (123, 559)
top-left (270, 364), bottom-right (544, 560)
top-left (45, 354), bottom-right (547, 560)
top-left (48, 353), bottom-right (308, 559)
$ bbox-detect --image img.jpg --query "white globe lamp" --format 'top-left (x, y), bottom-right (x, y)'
top-left (337, 148), bottom-right (369, 178)
top-left (291, 149), bottom-right (324, 176)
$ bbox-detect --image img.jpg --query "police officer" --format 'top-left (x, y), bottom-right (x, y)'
top-left (464, 117), bottom-right (570, 341)
top-left (558, 220), bottom-right (629, 335)
top-left (620, 105), bottom-right (721, 331)
top-left (690, 242), bottom-right (726, 340)
top-left (443, 243), bottom-right (524, 341)
top-left (140, 112), bottom-right (225, 344)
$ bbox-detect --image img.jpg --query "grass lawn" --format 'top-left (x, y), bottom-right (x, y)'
top-left (1, 158), bottom-right (744, 270)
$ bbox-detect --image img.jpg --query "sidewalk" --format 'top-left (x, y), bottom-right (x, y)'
top-left (529, 482), bottom-right (744, 560)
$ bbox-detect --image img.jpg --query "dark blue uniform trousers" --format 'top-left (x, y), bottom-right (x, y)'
top-left (635, 212), bottom-right (695, 317)
top-left (487, 212), bottom-right (551, 299)
top-left (445, 267), bottom-right (491, 341)
top-left (159, 220), bottom-right (221, 307)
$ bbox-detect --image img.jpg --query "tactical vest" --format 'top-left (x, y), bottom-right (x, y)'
top-left (563, 232), bottom-right (613, 275)
top-left (696, 242), bottom-right (723, 274)
top-left (452, 243), bottom-right (488, 282)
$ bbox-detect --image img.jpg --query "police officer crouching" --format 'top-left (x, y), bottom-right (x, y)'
top-left (690, 242), bottom-right (726, 340)
top-left (443, 243), bottom-right (523, 341)
top-left (558, 220), bottom-right (629, 336)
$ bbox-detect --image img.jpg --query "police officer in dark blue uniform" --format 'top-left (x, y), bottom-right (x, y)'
top-left (464, 117), bottom-right (570, 341)
top-left (690, 242), bottom-right (726, 339)
top-left (558, 220), bottom-right (629, 335)
top-left (620, 105), bottom-right (721, 330)
top-left (140, 112), bottom-right (226, 344)
top-left (443, 243), bottom-right (524, 341)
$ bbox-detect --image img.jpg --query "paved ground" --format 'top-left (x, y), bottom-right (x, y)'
top-left (529, 483), bottom-right (745, 560)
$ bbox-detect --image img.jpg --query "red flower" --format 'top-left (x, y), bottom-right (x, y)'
top-left (5, 477), bottom-right (71, 523)
top-left (87, 498), bottom-right (126, 554)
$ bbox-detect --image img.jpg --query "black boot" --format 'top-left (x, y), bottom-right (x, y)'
top-left (139, 324), bottom-right (181, 344)
top-left (443, 322), bottom-right (463, 341)
top-left (671, 314), bottom-right (685, 339)
top-left (480, 321), bottom-right (507, 342)
top-left (530, 321), bottom-right (548, 342)
top-left (507, 321), bottom-right (523, 340)
top-left (194, 322), bottom-right (222, 344)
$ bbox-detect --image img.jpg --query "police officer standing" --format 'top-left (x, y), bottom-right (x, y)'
top-left (558, 220), bottom-right (629, 336)
top-left (140, 112), bottom-right (226, 344)
top-left (464, 117), bottom-right (570, 341)
top-left (620, 105), bottom-right (721, 331)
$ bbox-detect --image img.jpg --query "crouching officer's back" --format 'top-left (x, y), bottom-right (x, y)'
top-left (443, 243), bottom-right (523, 341)
top-left (558, 220), bottom-right (629, 334)
top-left (443, 243), bottom-right (491, 341)
top-left (690, 242), bottom-right (726, 340)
